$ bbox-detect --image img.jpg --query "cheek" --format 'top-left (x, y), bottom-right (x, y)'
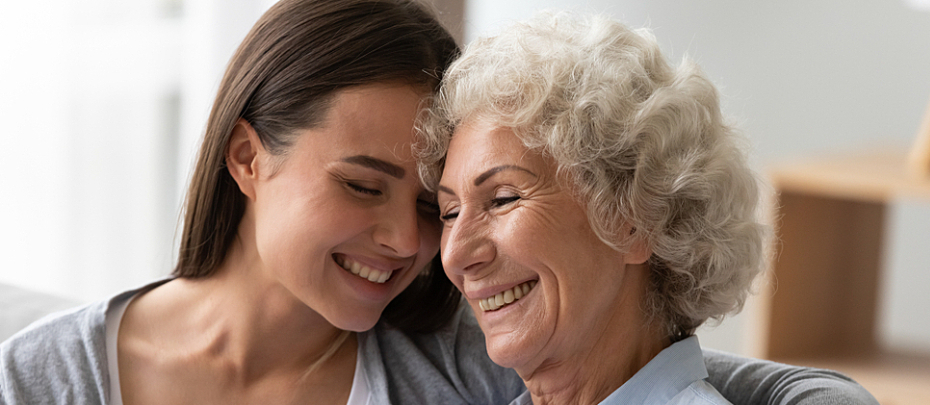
top-left (418, 216), bottom-right (442, 257)
top-left (499, 213), bottom-right (553, 264)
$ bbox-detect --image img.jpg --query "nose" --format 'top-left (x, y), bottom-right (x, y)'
top-left (441, 212), bottom-right (495, 276)
top-left (373, 202), bottom-right (420, 258)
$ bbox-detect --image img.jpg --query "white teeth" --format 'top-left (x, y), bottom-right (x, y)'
top-left (503, 289), bottom-right (514, 304)
top-left (477, 281), bottom-right (537, 312)
top-left (339, 257), bottom-right (392, 284)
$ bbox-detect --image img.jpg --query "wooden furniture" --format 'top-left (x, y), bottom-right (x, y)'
top-left (762, 147), bottom-right (930, 404)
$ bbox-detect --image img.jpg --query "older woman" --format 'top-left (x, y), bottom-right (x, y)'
top-left (419, 11), bottom-right (873, 405)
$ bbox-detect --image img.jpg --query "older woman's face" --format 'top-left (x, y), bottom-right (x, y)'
top-left (437, 119), bottom-right (645, 372)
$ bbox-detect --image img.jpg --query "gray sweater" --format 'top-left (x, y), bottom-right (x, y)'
top-left (1, 284), bottom-right (877, 405)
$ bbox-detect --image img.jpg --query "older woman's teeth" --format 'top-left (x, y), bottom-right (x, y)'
top-left (478, 281), bottom-right (537, 311)
top-left (338, 257), bottom-right (392, 284)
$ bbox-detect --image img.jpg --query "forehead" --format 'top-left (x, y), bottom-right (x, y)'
top-left (446, 120), bottom-right (528, 166)
top-left (292, 83), bottom-right (425, 164)
top-left (442, 118), bottom-right (554, 185)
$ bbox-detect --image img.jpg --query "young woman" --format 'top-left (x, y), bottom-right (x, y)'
top-left (0, 1), bottom-right (522, 404)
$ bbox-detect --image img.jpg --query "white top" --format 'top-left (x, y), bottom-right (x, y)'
top-left (345, 338), bottom-right (371, 405)
top-left (104, 293), bottom-right (132, 405)
top-left (103, 291), bottom-right (370, 405)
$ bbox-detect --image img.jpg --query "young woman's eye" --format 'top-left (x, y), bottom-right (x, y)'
top-left (490, 195), bottom-right (520, 208)
top-left (346, 182), bottom-right (382, 196)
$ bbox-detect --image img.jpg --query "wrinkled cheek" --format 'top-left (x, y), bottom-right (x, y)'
top-left (486, 301), bottom-right (549, 369)
top-left (486, 322), bottom-right (535, 369)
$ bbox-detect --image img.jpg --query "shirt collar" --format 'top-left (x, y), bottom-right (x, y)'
top-left (598, 336), bottom-right (708, 404)
top-left (507, 336), bottom-right (708, 405)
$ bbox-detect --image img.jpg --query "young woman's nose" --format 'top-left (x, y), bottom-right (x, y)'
top-left (373, 203), bottom-right (420, 258)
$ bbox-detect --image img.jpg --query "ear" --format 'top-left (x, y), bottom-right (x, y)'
top-left (624, 225), bottom-right (652, 265)
top-left (226, 118), bottom-right (264, 201)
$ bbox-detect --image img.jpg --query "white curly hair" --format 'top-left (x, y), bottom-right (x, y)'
top-left (417, 11), bottom-right (767, 341)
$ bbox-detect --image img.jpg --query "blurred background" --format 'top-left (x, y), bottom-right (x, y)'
top-left (1, 0), bottom-right (928, 369)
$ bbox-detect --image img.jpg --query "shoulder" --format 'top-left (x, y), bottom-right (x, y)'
top-left (703, 349), bottom-right (879, 405)
top-left (0, 300), bottom-right (109, 405)
top-left (363, 301), bottom-right (524, 404)
top-left (0, 282), bottom-right (165, 405)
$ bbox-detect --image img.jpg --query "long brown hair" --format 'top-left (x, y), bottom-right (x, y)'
top-left (174, 0), bottom-right (460, 333)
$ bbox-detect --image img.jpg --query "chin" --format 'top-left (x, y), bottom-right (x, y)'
top-left (484, 331), bottom-right (538, 370)
top-left (327, 307), bottom-right (384, 332)
top-left (334, 320), bottom-right (379, 333)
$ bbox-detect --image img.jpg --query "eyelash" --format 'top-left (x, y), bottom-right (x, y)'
top-left (347, 178), bottom-right (440, 217)
top-left (346, 182), bottom-right (382, 196)
top-left (491, 195), bottom-right (520, 207)
top-left (440, 209), bottom-right (459, 222)
top-left (440, 195), bottom-right (521, 222)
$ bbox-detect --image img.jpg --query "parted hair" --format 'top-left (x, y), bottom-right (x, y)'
top-left (175, 0), bottom-right (461, 333)
top-left (417, 11), bottom-right (767, 341)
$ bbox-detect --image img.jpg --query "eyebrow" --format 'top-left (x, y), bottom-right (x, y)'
top-left (437, 185), bottom-right (455, 195)
top-left (341, 155), bottom-right (405, 179)
top-left (474, 165), bottom-right (536, 186)
top-left (437, 164), bottom-right (538, 196)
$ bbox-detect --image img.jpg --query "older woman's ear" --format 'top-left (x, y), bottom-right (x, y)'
top-left (625, 226), bottom-right (651, 265)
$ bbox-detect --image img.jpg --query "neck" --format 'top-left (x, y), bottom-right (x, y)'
top-left (520, 266), bottom-right (669, 405)
top-left (134, 219), bottom-right (352, 385)
top-left (194, 254), bottom-right (351, 382)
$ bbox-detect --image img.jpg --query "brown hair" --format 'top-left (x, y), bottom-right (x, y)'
top-left (174, 0), bottom-right (460, 333)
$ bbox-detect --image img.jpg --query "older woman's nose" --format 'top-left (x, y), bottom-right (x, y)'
top-left (441, 216), bottom-right (495, 275)
top-left (373, 204), bottom-right (420, 258)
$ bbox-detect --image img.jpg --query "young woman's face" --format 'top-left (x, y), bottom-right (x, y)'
top-left (248, 83), bottom-right (441, 332)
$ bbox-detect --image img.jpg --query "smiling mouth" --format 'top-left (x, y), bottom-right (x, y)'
top-left (478, 280), bottom-right (537, 312)
top-left (335, 255), bottom-right (394, 284)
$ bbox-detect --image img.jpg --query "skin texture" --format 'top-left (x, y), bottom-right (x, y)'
top-left (437, 119), bottom-right (666, 405)
top-left (117, 83), bottom-right (441, 405)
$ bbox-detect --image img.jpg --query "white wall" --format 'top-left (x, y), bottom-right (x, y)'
top-left (1, 0), bottom-right (73, 300)
top-left (881, 200), bottom-right (930, 354)
top-left (463, 0), bottom-right (930, 355)
top-left (0, 0), bottom-right (274, 303)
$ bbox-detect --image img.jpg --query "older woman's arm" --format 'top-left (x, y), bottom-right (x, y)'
top-left (704, 349), bottom-right (879, 405)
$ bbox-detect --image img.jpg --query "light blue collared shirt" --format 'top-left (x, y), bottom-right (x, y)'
top-left (508, 336), bottom-right (730, 405)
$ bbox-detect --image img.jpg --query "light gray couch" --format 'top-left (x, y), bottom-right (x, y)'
top-left (0, 283), bottom-right (80, 341)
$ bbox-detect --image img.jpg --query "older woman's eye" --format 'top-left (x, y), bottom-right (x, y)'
top-left (440, 208), bottom-right (459, 222)
top-left (346, 182), bottom-right (382, 196)
top-left (490, 195), bottom-right (520, 208)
